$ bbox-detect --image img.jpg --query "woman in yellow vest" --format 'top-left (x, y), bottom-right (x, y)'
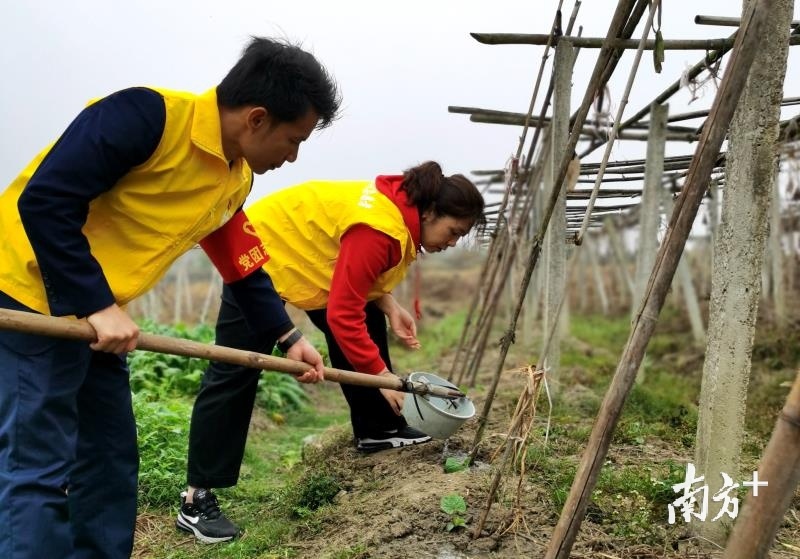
top-left (180, 160), bottom-right (485, 542)
top-left (0, 37), bottom-right (340, 558)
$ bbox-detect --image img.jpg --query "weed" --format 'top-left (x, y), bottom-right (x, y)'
top-left (591, 461), bottom-right (689, 542)
top-left (257, 371), bottom-right (310, 413)
top-left (526, 454), bottom-right (578, 510)
top-left (444, 456), bottom-right (469, 473)
top-left (129, 321), bottom-right (213, 398)
top-left (130, 320), bottom-right (315, 415)
top-left (133, 394), bottom-right (192, 508)
top-left (613, 418), bottom-right (648, 445)
top-left (292, 472), bottom-right (341, 516)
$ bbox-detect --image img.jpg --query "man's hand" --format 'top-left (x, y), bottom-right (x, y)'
top-left (86, 303), bottom-right (139, 354)
top-left (377, 294), bottom-right (421, 350)
top-left (285, 336), bottom-right (325, 384)
top-left (378, 370), bottom-right (405, 415)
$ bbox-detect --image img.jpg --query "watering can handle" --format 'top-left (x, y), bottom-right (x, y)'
top-left (0, 307), bottom-right (466, 400)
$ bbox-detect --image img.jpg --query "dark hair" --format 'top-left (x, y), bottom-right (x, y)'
top-left (217, 36), bottom-right (341, 129)
top-left (401, 161), bottom-right (486, 228)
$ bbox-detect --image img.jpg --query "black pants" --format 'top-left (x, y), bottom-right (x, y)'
top-left (186, 286), bottom-right (407, 488)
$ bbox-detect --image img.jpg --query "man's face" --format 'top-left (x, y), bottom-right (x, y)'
top-left (241, 108), bottom-right (319, 174)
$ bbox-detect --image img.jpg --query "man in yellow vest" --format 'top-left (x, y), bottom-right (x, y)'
top-left (180, 161), bottom-right (486, 542)
top-left (0, 37), bottom-right (339, 559)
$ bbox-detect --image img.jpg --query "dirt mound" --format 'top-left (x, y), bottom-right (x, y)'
top-left (291, 367), bottom-right (674, 559)
top-left (294, 408), bottom-right (534, 558)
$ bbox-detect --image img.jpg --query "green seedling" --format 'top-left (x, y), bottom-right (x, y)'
top-left (440, 493), bottom-right (467, 531)
top-left (444, 456), bottom-right (469, 473)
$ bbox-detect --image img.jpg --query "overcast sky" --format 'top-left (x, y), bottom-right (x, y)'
top-left (2, 1), bottom-right (799, 204)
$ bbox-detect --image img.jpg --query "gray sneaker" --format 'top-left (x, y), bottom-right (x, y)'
top-left (175, 489), bottom-right (240, 544)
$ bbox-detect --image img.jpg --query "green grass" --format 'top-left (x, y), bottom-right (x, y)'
top-left (588, 459), bottom-right (689, 541)
top-left (132, 306), bottom-right (796, 556)
top-left (134, 395), bottom-right (194, 508)
top-left (134, 380), bottom-right (350, 558)
top-left (521, 307), bottom-right (799, 546)
top-left (527, 310), bottom-right (708, 543)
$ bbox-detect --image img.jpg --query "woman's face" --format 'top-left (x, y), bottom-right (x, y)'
top-left (420, 213), bottom-right (474, 253)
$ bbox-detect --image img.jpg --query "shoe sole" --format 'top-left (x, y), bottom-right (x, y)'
top-left (175, 515), bottom-right (236, 544)
top-left (357, 435), bottom-right (432, 453)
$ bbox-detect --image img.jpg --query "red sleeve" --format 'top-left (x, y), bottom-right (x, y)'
top-left (199, 210), bottom-right (269, 283)
top-left (328, 224), bottom-right (402, 374)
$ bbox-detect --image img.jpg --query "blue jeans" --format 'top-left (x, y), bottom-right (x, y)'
top-left (0, 291), bottom-right (138, 558)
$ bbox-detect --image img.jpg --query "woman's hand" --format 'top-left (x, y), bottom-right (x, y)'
top-left (284, 336), bottom-right (325, 384)
top-left (376, 294), bottom-right (421, 350)
top-left (86, 303), bottom-right (139, 354)
top-left (378, 370), bottom-right (406, 415)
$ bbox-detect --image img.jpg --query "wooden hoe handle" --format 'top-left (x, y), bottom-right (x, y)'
top-left (0, 307), bottom-right (465, 400)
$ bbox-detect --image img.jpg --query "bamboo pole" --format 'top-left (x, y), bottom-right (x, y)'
top-left (544, 0), bottom-right (771, 555)
top-left (574, 0), bottom-right (662, 246)
top-left (508, 0), bottom-right (565, 165)
top-left (655, 96), bottom-right (800, 124)
top-left (448, 0), bottom-right (581, 385)
top-left (723, 370), bottom-right (800, 559)
top-left (449, 1), bottom-right (572, 385)
top-left (460, 137), bottom-right (552, 387)
top-left (579, 29), bottom-right (738, 159)
top-left (694, 14), bottom-right (800, 27)
top-left (610, 24), bottom-right (796, 150)
top-left (451, 106), bottom-right (697, 134)
top-left (473, 252), bottom-right (577, 539)
top-left (466, 243), bottom-right (517, 387)
top-left (469, 114), bottom-right (698, 141)
top-left (468, 0), bottom-right (641, 464)
top-left (475, 153), bottom-right (724, 181)
top-left (448, 225), bottom-right (504, 383)
top-left (470, 32), bottom-right (800, 49)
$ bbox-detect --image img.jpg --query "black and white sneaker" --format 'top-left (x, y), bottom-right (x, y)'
top-left (356, 425), bottom-right (432, 453)
top-left (176, 489), bottom-right (240, 544)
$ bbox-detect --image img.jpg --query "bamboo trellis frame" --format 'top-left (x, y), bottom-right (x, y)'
top-left (447, 1), bottom-right (800, 556)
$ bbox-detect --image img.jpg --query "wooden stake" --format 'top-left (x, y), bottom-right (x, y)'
top-left (0, 308), bottom-right (465, 400)
top-left (723, 370), bottom-right (800, 558)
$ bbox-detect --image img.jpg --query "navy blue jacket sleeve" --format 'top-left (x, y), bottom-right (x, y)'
top-left (17, 87), bottom-right (165, 317)
top-left (226, 269), bottom-right (295, 338)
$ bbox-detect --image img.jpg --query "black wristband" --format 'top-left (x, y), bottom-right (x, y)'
top-left (276, 329), bottom-right (303, 353)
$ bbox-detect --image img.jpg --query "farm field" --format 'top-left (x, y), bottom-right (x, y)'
top-left (129, 259), bottom-right (800, 559)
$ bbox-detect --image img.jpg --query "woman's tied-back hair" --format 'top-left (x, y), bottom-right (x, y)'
top-left (217, 36), bottom-right (341, 129)
top-left (401, 161), bottom-right (486, 229)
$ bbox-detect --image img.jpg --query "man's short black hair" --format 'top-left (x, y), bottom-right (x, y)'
top-left (217, 36), bottom-right (341, 129)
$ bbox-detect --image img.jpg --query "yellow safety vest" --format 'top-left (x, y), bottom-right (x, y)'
top-left (0, 87), bottom-right (252, 314)
top-left (248, 180), bottom-right (417, 310)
